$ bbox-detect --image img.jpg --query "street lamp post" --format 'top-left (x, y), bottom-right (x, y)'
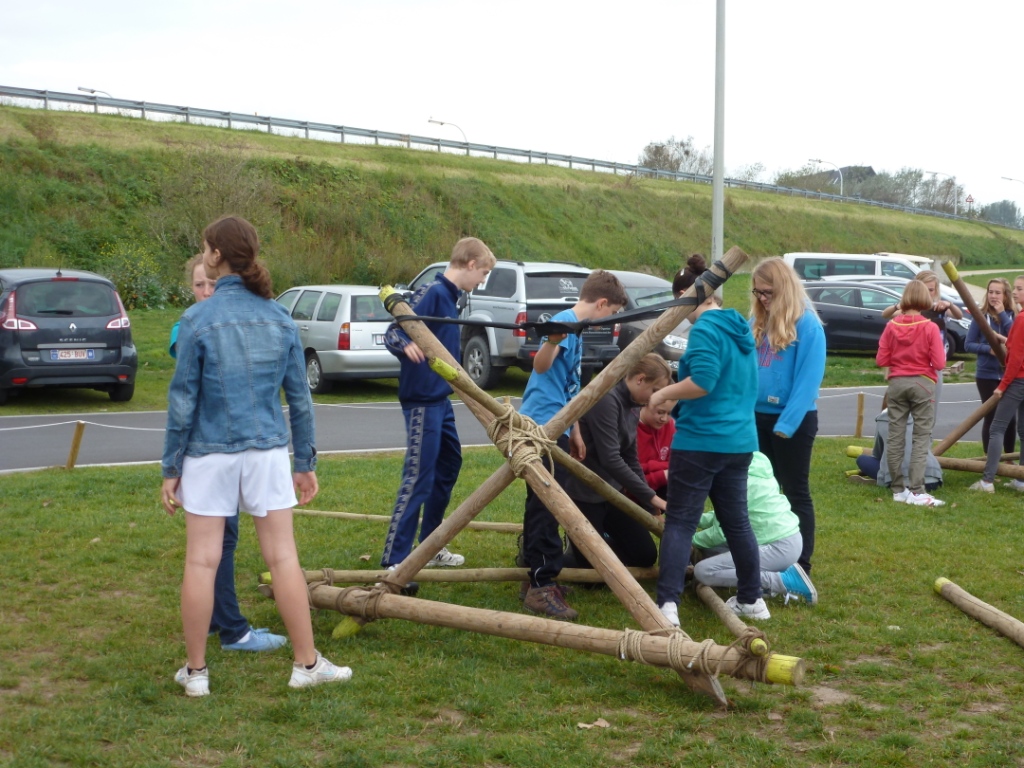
top-left (809, 158), bottom-right (843, 197)
top-left (1003, 176), bottom-right (1024, 186)
top-left (926, 170), bottom-right (958, 217)
top-left (428, 118), bottom-right (468, 155)
top-left (77, 86), bottom-right (112, 114)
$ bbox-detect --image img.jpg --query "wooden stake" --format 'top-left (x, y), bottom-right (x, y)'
top-left (289, 566), bottom-right (659, 585)
top-left (855, 392), bottom-right (865, 438)
top-left (65, 421), bottom-right (86, 470)
top-left (934, 455), bottom-right (1024, 479)
top-left (935, 577), bottom-right (1024, 650)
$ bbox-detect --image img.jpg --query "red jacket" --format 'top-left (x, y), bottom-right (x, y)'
top-left (636, 419), bottom-right (675, 491)
top-left (876, 314), bottom-right (945, 382)
top-left (999, 312), bottom-right (1024, 390)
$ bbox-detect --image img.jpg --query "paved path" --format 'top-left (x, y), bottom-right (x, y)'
top-left (0, 383), bottom-right (990, 473)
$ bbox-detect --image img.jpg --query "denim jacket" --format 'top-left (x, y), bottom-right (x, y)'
top-left (162, 276), bottom-right (316, 478)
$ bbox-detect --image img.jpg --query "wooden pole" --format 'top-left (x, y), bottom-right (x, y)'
top-left (855, 393), bottom-right (865, 438)
top-left (934, 455), bottom-right (1024, 479)
top-left (934, 577), bottom-right (1024, 650)
top-left (301, 582), bottom-right (805, 686)
top-left (932, 395), bottom-right (998, 457)
top-left (65, 421), bottom-right (86, 470)
top-left (942, 262), bottom-right (1005, 365)
top-left (295, 508), bottom-right (522, 533)
top-left (289, 566), bottom-right (660, 585)
top-left (696, 584), bottom-right (768, 654)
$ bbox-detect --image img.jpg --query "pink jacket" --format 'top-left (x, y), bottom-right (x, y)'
top-left (636, 419), bottom-right (675, 491)
top-left (999, 313), bottom-right (1024, 390)
top-left (876, 314), bottom-right (945, 382)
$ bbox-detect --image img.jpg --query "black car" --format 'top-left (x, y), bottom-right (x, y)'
top-left (0, 268), bottom-right (138, 404)
top-left (802, 280), bottom-right (968, 356)
top-left (609, 271), bottom-right (689, 370)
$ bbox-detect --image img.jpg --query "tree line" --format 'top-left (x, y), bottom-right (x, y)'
top-left (639, 137), bottom-right (1021, 228)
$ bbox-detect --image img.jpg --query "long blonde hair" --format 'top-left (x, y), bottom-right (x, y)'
top-left (749, 258), bottom-right (814, 351)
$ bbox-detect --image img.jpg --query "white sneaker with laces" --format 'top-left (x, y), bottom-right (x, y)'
top-left (726, 596), bottom-right (771, 620)
top-left (288, 652), bottom-right (353, 689)
top-left (174, 665), bottom-right (210, 697)
top-left (659, 602), bottom-right (680, 627)
top-left (969, 480), bottom-right (995, 493)
top-left (907, 491), bottom-right (946, 507)
top-left (892, 488), bottom-right (911, 503)
top-left (1009, 479), bottom-right (1024, 492)
top-left (425, 547), bottom-right (465, 567)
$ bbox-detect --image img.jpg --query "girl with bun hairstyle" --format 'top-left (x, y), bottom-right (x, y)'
top-left (749, 258), bottom-right (826, 575)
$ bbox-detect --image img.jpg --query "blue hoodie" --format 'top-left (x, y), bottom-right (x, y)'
top-left (672, 308), bottom-right (758, 454)
top-left (752, 309), bottom-right (826, 438)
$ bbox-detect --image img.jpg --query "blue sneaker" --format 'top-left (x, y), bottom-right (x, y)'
top-left (222, 628), bottom-right (288, 652)
top-left (780, 564), bottom-right (818, 606)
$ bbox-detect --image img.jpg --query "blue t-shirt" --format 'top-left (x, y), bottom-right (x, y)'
top-left (520, 308), bottom-right (581, 432)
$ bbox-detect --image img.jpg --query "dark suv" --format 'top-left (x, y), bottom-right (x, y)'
top-left (0, 268), bottom-right (137, 404)
top-left (406, 260), bottom-right (620, 388)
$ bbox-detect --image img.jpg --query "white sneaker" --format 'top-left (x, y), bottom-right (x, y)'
top-left (907, 491), bottom-right (946, 507)
top-left (969, 480), bottom-right (995, 493)
top-left (1008, 479), bottom-right (1024, 492)
top-left (726, 596), bottom-right (771, 620)
top-left (174, 665), bottom-right (210, 697)
top-left (659, 601), bottom-right (680, 627)
top-left (425, 547), bottom-right (465, 567)
top-left (892, 488), bottom-right (911, 503)
top-left (288, 652), bottom-right (353, 689)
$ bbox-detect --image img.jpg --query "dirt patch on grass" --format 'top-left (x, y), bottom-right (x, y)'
top-left (808, 685), bottom-right (860, 707)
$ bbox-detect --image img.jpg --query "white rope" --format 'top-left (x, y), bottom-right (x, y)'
top-left (0, 420), bottom-right (164, 433)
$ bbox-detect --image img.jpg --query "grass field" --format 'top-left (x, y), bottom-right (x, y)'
top-left (3, 438), bottom-right (1024, 767)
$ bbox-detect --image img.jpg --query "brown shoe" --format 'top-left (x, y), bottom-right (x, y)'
top-left (524, 585), bottom-right (579, 621)
top-left (519, 581), bottom-right (572, 601)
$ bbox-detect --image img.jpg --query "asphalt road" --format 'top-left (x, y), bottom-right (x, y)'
top-left (0, 382), bottom-right (989, 474)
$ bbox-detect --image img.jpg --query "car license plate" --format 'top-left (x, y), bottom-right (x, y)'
top-left (373, 334), bottom-right (385, 345)
top-left (51, 349), bottom-right (95, 361)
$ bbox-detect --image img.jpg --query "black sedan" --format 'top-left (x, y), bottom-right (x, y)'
top-left (803, 280), bottom-right (968, 356)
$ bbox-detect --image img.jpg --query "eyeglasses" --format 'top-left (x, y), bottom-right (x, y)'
top-left (751, 289), bottom-right (774, 299)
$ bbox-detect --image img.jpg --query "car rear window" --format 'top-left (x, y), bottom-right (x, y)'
top-left (351, 295), bottom-right (389, 322)
top-left (625, 287), bottom-right (674, 308)
top-left (524, 274), bottom-right (585, 300)
top-left (18, 281), bottom-right (116, 317)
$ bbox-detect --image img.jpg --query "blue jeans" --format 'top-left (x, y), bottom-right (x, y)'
top-left (210, 513), bottom-right (250, 644)
top-left (756, 410), bottom-right (817, 573)
top-left (657, 450), bottom-right (761, 606)
top-left (382, 400), bottom-right (463, 567)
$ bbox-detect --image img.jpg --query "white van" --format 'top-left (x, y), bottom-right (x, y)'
top-left (784, 252), bottom-right (934, 281)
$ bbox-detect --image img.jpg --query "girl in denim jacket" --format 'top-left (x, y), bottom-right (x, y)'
top-left (161, 216), bottom-right (351, 696)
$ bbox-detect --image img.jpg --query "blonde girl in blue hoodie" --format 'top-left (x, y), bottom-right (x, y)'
top-left (749, 258), bottom-right (826, 576)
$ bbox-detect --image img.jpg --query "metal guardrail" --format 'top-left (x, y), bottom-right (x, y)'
top-left (0, 85), bottom-right (1007, 228)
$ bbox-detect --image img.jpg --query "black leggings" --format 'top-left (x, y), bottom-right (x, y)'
top-left (569, 500), bottom-right (658, 569)
top-left (977, 378), bottom-right (1017, 455)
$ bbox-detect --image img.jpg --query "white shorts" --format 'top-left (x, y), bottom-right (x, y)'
top-left (179, 447), bottom-right (298, 518)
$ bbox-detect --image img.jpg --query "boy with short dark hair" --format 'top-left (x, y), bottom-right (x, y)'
top-left (381, 237), bottom-right (495, 569)
top-left (519, 269), bottom-right (626, 619)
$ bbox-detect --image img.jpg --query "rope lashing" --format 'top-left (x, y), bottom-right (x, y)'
top-left (616, 620), bottom-right (769, 682)
top-left (334, 585), bottom-right (387, 620)
top-left (485, 402), bottom-right (557, 477)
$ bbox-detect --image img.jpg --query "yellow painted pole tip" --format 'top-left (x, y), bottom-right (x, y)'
top-left (764, 653), bottom-right (805, 686)
top-left (749, 638), bottom-right (769, 657)
top-left (428, 357), bottom-right (460, 382)
top-left (332, 616), bottom-right (366, 640)
top-left (259, 571), bottom-right (272, 585)
top-left (941, 262), bottom-right (960, 281)
top-left (934, 577), bottom-right (951, 594)
top-left (378, 285), bottom-right (398, 301)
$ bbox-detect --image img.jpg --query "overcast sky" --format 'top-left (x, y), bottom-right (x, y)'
top-left (3, 1), bottom-right (1023, 217)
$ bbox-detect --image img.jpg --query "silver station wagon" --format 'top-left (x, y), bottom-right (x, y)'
top-left (275, 285), bottom-right (399, 393)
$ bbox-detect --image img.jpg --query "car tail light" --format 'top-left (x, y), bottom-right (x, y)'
top-left (1, 292), bottom-right (38, 331)
top-left (613, 322), bottom-right (620, 341)
top-left (513, 311), bottom-right (527, 338)
top-left (338, 322), bottom-right (351, 350)
top-left (106, 291), bottom-right (131, 329)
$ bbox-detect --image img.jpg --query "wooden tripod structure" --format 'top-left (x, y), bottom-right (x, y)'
top-left (266, 246), bottom-right (805, 707)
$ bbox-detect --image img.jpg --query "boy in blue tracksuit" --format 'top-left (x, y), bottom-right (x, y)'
top-left (381, 238), bottom-right (495, 569)
top-left (647, 294), bottom-right (766, 624)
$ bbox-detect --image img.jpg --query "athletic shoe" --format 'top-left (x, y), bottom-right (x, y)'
top-left (969, 480), bottom-right (995, 493)
top-left (425, 547), bottom-right (465, 567)
top-left (523, 585), bottom-right (578, 620)
top-left (382, 565), bottom-right (419, 596)
top-left (906, 491), bottom-right (946, 507)
top-left (288, 652), bottom-right (353, 689)
top-left (780, 564), bottom-right (818, 606)
top-left (1008, 479), bottom-right (1024, 492)
top-left (847, 474), bottom-right (875, 485)
top-left (222, 628), bottom-right (288, 652)
top-left (892, 488), bottom-right (911, 503)
top-left (660, 602), bottom-right (680, 628)
top-left (725, 596), bottom-right (771, 620)
top-left (174, 665), bottom-right (210, 697)
top-left (519, 581), bottom-right (572, 601)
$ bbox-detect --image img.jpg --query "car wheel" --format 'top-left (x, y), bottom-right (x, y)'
top-left (463, 336), bottom-right (503, 389)
top-left (306, 352), bottom-right (333, 394)
top-left (943, 332), bottom-right (954, 359)
top-left (109, 381), bottom-right (135, 402)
